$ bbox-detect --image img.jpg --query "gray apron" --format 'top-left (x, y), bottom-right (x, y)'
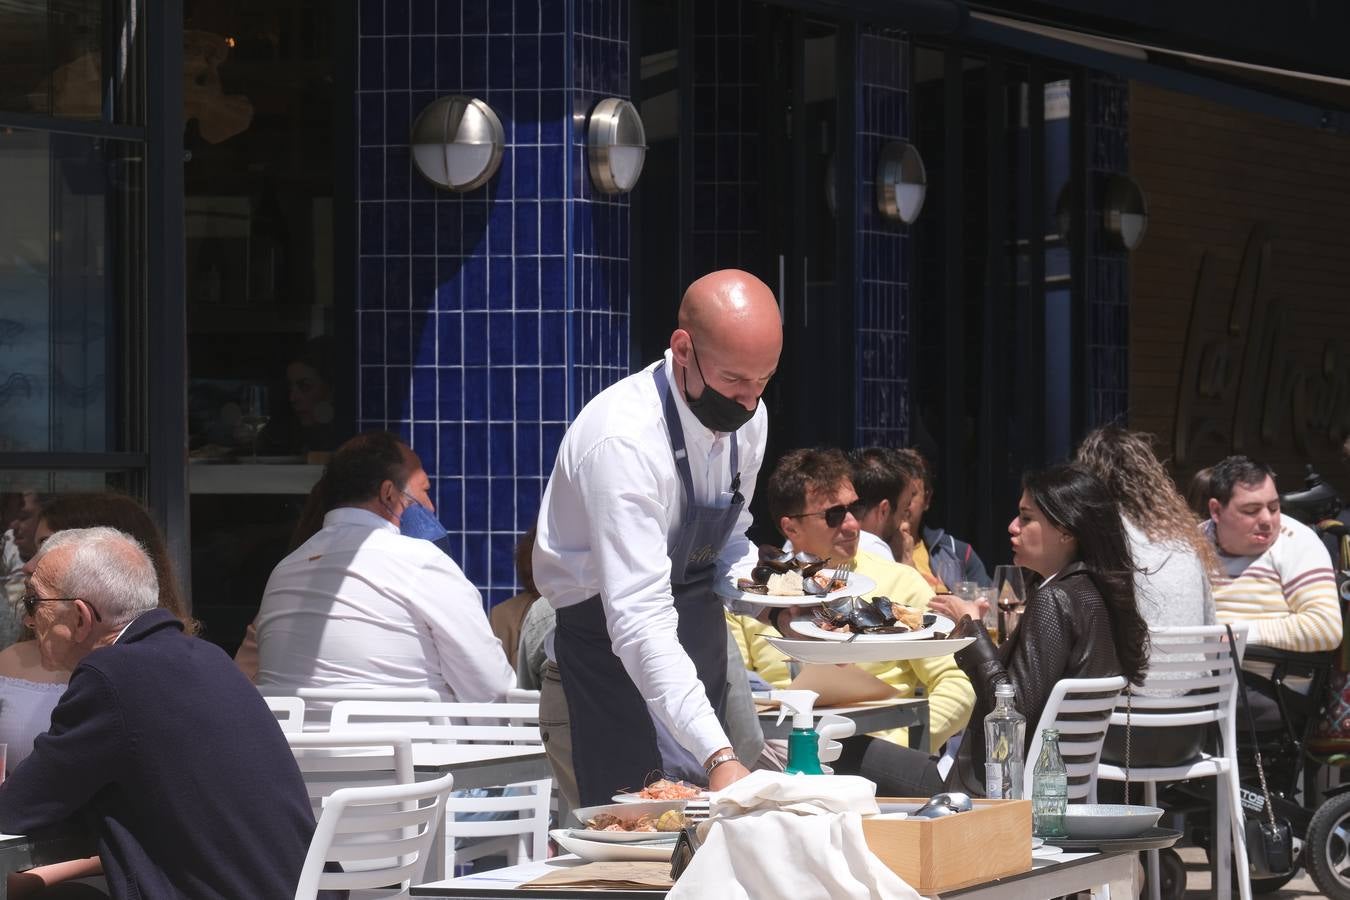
top-left (554, 363), bottom-right (745, 806)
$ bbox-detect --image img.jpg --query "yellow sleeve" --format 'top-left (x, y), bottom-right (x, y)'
top-left (724, 611), bottom-right (793, 688)
top-left (905, 651), bottom-right (975, 751)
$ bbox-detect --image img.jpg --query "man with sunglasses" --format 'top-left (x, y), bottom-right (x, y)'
top-left (533, 269), bottom-right (781, 808)
top-left (761, 448), bottom-right (973, 758)
top-left (0, 527), bottom-right (326, 899)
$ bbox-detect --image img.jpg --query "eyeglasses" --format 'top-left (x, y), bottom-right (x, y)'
top-left (21, 591), bottom-right (102, 623)
top-left (787, 499), bottom-right (869, 528)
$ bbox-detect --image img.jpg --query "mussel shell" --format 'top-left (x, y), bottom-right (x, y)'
top-left (757, 544), bottom-right (796, 572)
top-left (750, 565), bottom-right (777, 585)
top-left (869, 596), bottom-right (897, 623)
top-left (799, 557), bottom-right (831, 578)
top-left (736, 578), bottom-right (770, 595)
top-left (802, 575), bottom-right (831, 597)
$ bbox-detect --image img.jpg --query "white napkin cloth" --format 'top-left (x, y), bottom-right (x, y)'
top-left (666, 771), bottom-right (921, 900)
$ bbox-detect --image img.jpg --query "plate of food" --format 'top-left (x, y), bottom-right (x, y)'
top-left (549, 828), bottom-right (677, 862)
top-left (764, 635), bottom-right (975, 664)
top-left (715, 546), bottom-right (876, 607)
top-left (612, 778), bottom-right (707, 803)
top-left (569, 799), bottom-right (690, 842)
top-left (790, 604), bottom-right (955, 643)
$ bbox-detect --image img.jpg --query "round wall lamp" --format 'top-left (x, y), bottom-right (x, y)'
top-left (587, 98), bottom-right (647, 194)
top-left (410, 95), bottom-right (505, 192)
top-left (1102, 174), bottom-right (1148, 250)
top-left (875, 140), bottom-right (927, 224)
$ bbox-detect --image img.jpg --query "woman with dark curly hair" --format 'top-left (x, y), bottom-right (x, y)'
top-left (926, 463), bottom-right (1148, 796)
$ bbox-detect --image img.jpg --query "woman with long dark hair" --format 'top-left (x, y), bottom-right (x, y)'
top-left (926, 463), bottom-right (1149, 795)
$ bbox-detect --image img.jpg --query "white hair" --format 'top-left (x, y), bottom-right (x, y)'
top-left (35, 527), bottom-right (159, 627)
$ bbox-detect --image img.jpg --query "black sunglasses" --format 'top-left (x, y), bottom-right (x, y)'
top-left (22, 591), bottom-right (102, 623)
top-left (787, 499), bottom-right (869, 528)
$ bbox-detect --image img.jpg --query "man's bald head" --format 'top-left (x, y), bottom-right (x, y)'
top-left (670, 270), bottom-right (782, 413)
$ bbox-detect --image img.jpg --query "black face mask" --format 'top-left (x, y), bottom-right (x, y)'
top-left (682, 339), bottom-right (757, 433)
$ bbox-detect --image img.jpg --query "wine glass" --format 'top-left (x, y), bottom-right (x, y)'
top-left (238, 384), bottom-right (270, 459)
top-left (992, 565), bottom-right (1028, 641)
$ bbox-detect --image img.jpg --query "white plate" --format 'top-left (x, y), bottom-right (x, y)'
top-left (571, 798), bottom-right (687, 829)
top-left (764, 635), bottom-right (975, 664)
top-left (1063, 804), bottom-right (1164, 840)
top-left (790, 612), bottom-right (955, 643)
top-left (613, 791), bottom-right (710, 804)
top-left (563, 827), bottom-right (683, 844)
top-left (1032, 844), bottom-right (1065, 859)
top-left (549, 828), bottom-right (676, 862)
top-left (714, 569), bottom-right (877, 608)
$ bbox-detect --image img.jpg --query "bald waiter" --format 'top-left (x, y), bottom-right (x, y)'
top-left (533, 270), bottom-right (782, 807)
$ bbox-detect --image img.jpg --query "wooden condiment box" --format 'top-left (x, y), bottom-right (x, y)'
top-left (862, 798), bottom-right (1032, 893)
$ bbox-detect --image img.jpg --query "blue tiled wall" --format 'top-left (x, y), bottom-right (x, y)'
top-left (355, 0), bottom-right (631, 608)
top-left (854, 27), bottom-right (911, 448)
top-left (1085, 74), bottom-right (1129, 427)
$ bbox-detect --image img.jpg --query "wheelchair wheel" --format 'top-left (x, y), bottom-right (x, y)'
top-left (1308, 791), bottom-right (1350, 899)
top-left (1139, 847), bottom-right (1186, 900)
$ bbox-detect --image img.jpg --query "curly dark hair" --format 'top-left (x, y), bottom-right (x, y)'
top-left (764, 448), bottom-right (853, 530)
top-left (1023, 463), bottom-right (1149, 687)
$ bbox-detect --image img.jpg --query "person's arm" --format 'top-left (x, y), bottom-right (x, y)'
top-left (417, 554), bottom-right (517, 702)
top-left (233, 620), bottom-right (260, 681)
top-left (0, 666), bottom-right (119, 834)
top-left (905, 652), bottom-right (975, 751)
top-left (1245, 527), bottom-right (1342, 652)
top-left (579, 438), bottom-right (732, 768)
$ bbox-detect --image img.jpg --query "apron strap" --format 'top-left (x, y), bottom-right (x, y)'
top-left (652, 362), bottom-right (740, 503)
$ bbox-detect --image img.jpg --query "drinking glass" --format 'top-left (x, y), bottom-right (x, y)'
top-left (238, 384), bottom-right (270, 458)
top-left (953, 581), bottom-right (979, 602)
top-left (977, 586), bottom-right (999, 641)
top-left (992, 565), bottom-right (1028, 641)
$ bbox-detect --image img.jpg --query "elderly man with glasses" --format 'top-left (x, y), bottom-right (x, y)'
top-left (0, 527), bottom-right (325, 899)
top-left (758, 448), bottom-right (974, 763)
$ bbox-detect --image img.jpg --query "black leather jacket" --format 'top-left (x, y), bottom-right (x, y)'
top-left (947, 562), bottom-right (1124, 795)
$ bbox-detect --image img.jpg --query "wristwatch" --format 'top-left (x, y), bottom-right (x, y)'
top-left (703, 751), bottom-right (738, 776)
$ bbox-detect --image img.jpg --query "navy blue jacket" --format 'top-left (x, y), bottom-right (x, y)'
top-left (923, 525), bottom-right (991, 589)
top-left (0, 610), bottom-right (320, 899)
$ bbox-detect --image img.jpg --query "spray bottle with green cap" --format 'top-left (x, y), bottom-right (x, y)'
top-left (772, 689), bottom-right (823, 775)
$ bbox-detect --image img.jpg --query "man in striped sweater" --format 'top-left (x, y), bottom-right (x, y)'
top-left (1205, 455), bottom-right (1341, 653)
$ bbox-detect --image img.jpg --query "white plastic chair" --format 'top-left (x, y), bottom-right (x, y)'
top-left (292, 771), bottom-right (456, 900)
top-left (286, 732), bottom-right (416, 819)
top-left (329, 700), bottom-right (550, 875)
top-left (260, 686), bottom-right (442, 732)
top-left (329, 700), bottom-right (542, 745)
top-left (1023, 675), bottom-right (1129, 804)
top-left (1098, 625), bottom-right (1251, 900)
top-left (505, 688), bottom-right (540, 704)
top-left (265, 695), bottom-right (306, 733)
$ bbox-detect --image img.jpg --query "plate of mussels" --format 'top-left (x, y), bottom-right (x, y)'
top-left (789, 601), bottom-right (955, 643)
top-left (715, 545), bottom-right (876, 607)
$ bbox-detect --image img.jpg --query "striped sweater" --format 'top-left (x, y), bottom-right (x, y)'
top-left (1207, 516), bottom-right (1342, 652)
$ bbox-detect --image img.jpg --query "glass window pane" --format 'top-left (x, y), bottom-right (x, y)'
top-left (0, 1), bottom-right (141, 124)
top-left (0, 129), bottom-right (144, 453)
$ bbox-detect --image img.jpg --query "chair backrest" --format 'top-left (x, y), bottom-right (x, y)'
top-left (259, 686), bottom-right (443, 731)
top-left (442, 777), bottom-right (553, 872)
top-left (1109, 624), bottom-right (1248, 755)
top-left (330, 700), bottom-right (543, 745)
top-left (286, 731), bottom-right (416, 821)
top-left (1024, 675), bottom-right (1127, 802)
top-left (293, 771), bottom-right (456, 900)
top-left (265, 695), bottom-right (306, 733)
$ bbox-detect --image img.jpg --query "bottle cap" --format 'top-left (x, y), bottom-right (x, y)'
top-left (770, 690), bottom-right (818, 730)
top-left (994, 682), bottom-right (1015, 699)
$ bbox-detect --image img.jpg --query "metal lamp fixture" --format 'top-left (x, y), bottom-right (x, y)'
top-left (875, 140), bottom-right (927, 224)
top-left (1102, 174), bottom-right (1148, 250)
top-left (410, 95), bottom-right (505, 192)
top-left (587, 98), bottom-right (647, 193)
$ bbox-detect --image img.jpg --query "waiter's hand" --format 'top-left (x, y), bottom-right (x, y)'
top-left (707, 758), bottom-right (751, 792)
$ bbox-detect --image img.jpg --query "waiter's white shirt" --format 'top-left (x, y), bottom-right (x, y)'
top-left (533, 350), bottom-right (767, 764)
top-left (256, 507), bottom-right (515, 702)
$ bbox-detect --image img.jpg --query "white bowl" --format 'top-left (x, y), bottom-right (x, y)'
top-left (1062, 804), bottom-right (1164, 840)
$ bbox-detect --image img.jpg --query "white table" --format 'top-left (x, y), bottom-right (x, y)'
top-left (759, 698), bottom-right (930, 749)
top-left (409, 850), bottom-right (1134, 898)
top-left (412, 743), bottom-right (550, 791)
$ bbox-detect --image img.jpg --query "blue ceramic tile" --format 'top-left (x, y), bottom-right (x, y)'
top-left (359, 311), bottom-right (385, 362)
top-left (464, 365), bottom-right (488, 419)
top-left (460, 254), bottom-right (486, 306)
top-left (385, 202), bottom-right (410, 251)
top-left (384, 91), bottom-right (411, 148)
top-left (435, 267), bottom-right (462, 311)
top-left (488, 34), bottom-right (513, 86)
top-left (438, 367), bottom-right (463, 420)
top-left (487, 201), bottom-right (513, 255)
top-left (386, 365), bottom-right (411, 421)
top-left (515, 480), bottom-right (542, 529)
top-left (489, 366), bottom-right (515, 421)
top-left (359, 38), bottom-right (383, 89)
top-left (412, 422), bottom-right (436, 466)
top-left (437, 473), bottom-right (463, 530)
top-left (437, 313), bottom-right (462, 366)
top-left (385, 0), bottom-right (409, 35)
top-left (486, 0), bottom-right (512, 34)
top-left (515, 147), bottom-right (539, 197)
top-left (489, 423), bottom-right (515, 476)
top-left (463, 312), bottom-right (488, 365)
top-left (386, 312), bottom-right (411, 365)
top-left (514, 312), bottom-right (539, 364)
top-left (540, 313), bottom-right (566, 364)
top-left (413, 0), bottom-right (437, 35)
top-left (360, 366), bottom-right (387, 419)
top-left (540, 258), bottom-right (565, 308)
top-left (486, 257), bottom-right (513, 309)
top-left (358, 94), bottom-right (384, 148)
top-left (540, 364), bottom-right (566, 417)
top-left (464, 422), bottom-right (488, 475)
top-left (411, 203), bottom-right (437, 256)
top-left (411, 259), bottom-right (438, 311)
top-left (488, 311), bottom-right (514, 364)
top-left (490, 533), bottom-right (516, 587)
top-left (515, 36), bottom-right (541, 90)
top-left (542, 423), bottom-right (567, 465)
top-left (360, 203), bottom-right (384, 255)
top-left (359, 0), bottom-right (383, 38)
top-left (385, 257), bottom-right (410, 309)
top-left (513, 257), bottom-right (540, 308)
top-left (490, 477), bottom-right (516, 530)
top-left (515, 369), bottom-right (539, 420)
top-left (384, 37), bottom-right (410, 89)
top-left (516, 421), bottom-right (540, 475)
top-left (541, 0), bottom-right (565, 33)
top-left (514, 201), bottom-right (539, 255)
top-left (539, 92), bottom-right (566, 145)
top-left (464, 523), bottom-right (489, 571)
top-left (461, 35), bottom-right (488, 90)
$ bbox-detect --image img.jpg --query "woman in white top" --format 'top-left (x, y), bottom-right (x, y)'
top-left (1077, 424), bottom-right (1219, 768)
top-left (0, 639), bottom-right (66, 771)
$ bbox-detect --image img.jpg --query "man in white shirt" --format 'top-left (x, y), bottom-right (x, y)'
top-left (256, 431), bottom-right (514, 702)
top-left (846, 447), bottom-right (918, 562)
top-left (533, 269), bottom-right (781, 807)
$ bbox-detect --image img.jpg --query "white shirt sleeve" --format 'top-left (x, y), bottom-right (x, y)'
top-left (578, 436), bottom-right (730, 764)
top-left (412, 553), bottom-right (517, 702)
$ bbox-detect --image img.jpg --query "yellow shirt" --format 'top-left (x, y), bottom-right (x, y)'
top-left (726, 550), bottom-right (975, 752)
top-left (910, 541), bottom-right (948, 592)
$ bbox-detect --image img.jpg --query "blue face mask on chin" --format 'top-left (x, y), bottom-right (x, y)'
top-left (398, 492), bottom-right (449, 542)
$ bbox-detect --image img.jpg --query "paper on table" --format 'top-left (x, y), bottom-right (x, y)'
top-left (520, 860), bottom-right (674, 890)
top-left (784, 664), bottom-right (902, 707)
